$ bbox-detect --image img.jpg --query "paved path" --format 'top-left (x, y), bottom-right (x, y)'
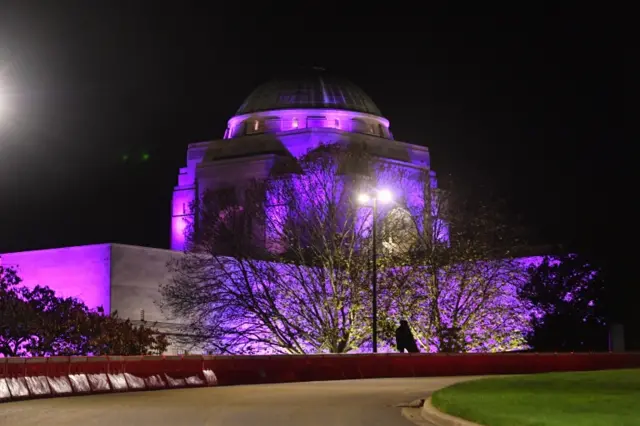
top-left (0, 377), bottom-right (475, 426)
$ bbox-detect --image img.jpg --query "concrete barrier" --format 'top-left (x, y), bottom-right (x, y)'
top-left (0, 352), bottom-right (639, 403)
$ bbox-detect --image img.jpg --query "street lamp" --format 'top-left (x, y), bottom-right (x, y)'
top-left (357, 188), bottom-right (393, 353)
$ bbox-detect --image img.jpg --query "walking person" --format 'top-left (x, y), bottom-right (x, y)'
top-left (395, 320), bottom-right (419, 353)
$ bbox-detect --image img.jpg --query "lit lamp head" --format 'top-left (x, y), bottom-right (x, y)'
top-left (357, 193), bottom-right (371, 204)
top-left (377, 189), bottom-right (393, 204)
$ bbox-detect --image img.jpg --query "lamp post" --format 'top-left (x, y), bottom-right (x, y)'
top-left (0, 84), bottom-right (12, 125)
top-left (357, 188), bottom-right (392, 353)
top-left (0, 88), bottom-right (5, 119)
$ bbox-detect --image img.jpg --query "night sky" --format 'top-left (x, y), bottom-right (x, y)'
top-left (0, 7), bottom-right (622, 267)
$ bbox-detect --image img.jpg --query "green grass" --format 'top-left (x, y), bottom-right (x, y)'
top-left (431, 369), bottom-right (640, 426)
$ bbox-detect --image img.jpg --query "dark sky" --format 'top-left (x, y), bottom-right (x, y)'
top-left (0, 6), bottom-right (622, 263)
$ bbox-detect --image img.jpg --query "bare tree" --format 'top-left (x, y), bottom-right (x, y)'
top-left (377, 169), bottom-right (531, 353)
top-left (161, 144), bottom-right (374, 354)
top-left (161, 143), bottom-right (532, 354)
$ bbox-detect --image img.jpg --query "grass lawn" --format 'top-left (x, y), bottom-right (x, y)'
top-left (431, 369), bottom-right (640, 426)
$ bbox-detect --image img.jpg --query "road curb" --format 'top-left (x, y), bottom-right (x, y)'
top-left (420, 397), bottom-right (481, 426)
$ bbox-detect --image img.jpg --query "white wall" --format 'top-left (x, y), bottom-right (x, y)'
top-left (109, 244), bottom-right (183, 323)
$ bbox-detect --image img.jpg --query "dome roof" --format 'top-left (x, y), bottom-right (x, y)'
top-left (236, 68), bottom-right (382, 116)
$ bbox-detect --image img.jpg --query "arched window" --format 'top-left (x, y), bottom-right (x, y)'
top-left (351, 118), bottom-right (369, 134)
top-left (265, 118), bottom-right (281, 132)
top-left (247, 119), bottom-right (264, 134)
top-left (307, 116), bottom-right (326, 128)
top-left (382, 207), bottom-right (418, 254)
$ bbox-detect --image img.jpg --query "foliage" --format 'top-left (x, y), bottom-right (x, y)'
top-left (84, 308), bottom-right (170, 356)
top-left (0, 264), bottom-right (168, 356)
top-left (519, 254), bottom-right (608, 352)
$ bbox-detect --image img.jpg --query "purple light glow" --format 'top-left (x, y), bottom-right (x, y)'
top-left (171, 215), bottom-right (192, 252)
top-left (183, 255), bottom-right (545, 355)
top-left (225, 108), bottom-right (391, 140)
top-left (379, 257), bottom-right (545, 353)
top-left (171, 186), bottom-right (196, 251)
top-left (265, 186), bottom-right (289, 254)
top-left (0, 244), bottom-right (112, 312)
top-left (517, 256), bottom-right (546, 270)
top-left (174, 106), bottom-right (400, 249)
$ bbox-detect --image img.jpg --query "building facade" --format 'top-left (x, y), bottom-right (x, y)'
top-left (171, 69), bottom-right (438, 252)
top-left (2, 70), bottom-right (454, 354)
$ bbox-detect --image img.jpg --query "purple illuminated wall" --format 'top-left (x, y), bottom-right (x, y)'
top-left (0, 244), bottom-right (112, 312)
top-left (170, 105), bottom-right (435, 250)
top-left (225, 108), bottom-right (391, 141)
top-left (171, 176), bottom-right (197, 251)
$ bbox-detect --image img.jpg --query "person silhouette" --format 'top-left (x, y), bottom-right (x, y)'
top-left (395, 320), bottom-right (419, 353)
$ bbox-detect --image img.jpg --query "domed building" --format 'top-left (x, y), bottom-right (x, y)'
top-left (1, 70), bottom-right (443, 354)
top-left (171, 69), bottom-right (436, 251)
